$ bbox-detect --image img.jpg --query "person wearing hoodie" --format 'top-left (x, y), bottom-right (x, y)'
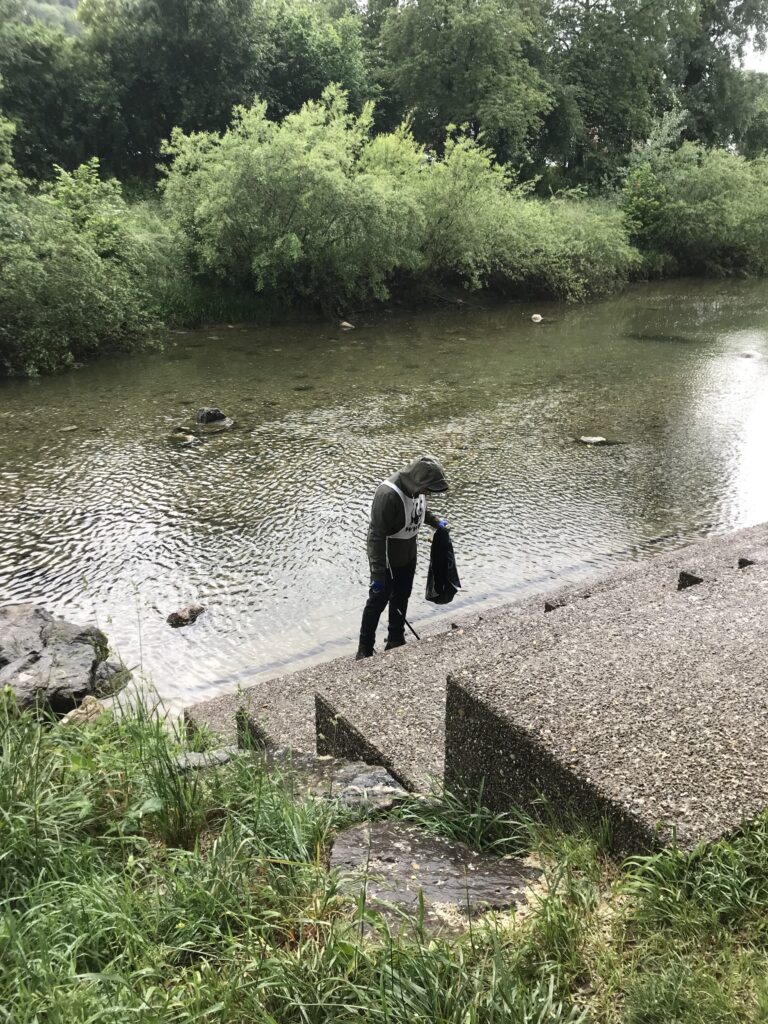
top-left (356, 454), bottom-right (449, 660)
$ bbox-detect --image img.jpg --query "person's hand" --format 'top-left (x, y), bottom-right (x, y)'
top-left (370, 579), bottom-right (385, 594)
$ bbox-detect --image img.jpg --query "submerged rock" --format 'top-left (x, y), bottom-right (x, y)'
top-left (167, 604), bottom-right (206, 628)
top-left (331, 820), bottom-right (540, 935)
top-left (0, 604), bottom-right (128, 714)
top-left (171, 428), bottom-right (201, 446)
top-left (577, 435), bottom-right (623, 446)
top-left (195, 407), bottom-right (228, 424)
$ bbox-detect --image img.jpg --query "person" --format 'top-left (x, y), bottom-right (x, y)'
top-left (356, 454), bottom-right (449, 659)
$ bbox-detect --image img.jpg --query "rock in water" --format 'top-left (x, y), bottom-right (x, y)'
top-left (0, 604), bottom-right (127, 713)
top-left (195, 407), bottom-right (228, 424)
top-left (531, 313), bottom-right (543, 323)
top-left (167, 604), bottom-right (206, 628)
top-left (339, 321), bottom-right (355, 330)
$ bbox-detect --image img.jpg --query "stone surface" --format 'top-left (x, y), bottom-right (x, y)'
top-left (60, 694), bottom-right (106, 727)
top-left (173, 745), bottom-right (241, 771)
top-left (314, 523), bottom-right (768, 792)
top-left (185, 523), bottom-right (768, 849)
top-left (445, 557), bottom-right (768, 851)
top-left (331, 820), bottom-right (540, 934)
top-left (167, 604), bottom-right (205, 628)
top-left (274, 752), bottom-right (407, 811)
top-left (0, 604), bottom-right (126, 713)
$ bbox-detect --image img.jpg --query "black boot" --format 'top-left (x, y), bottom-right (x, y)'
top-left (384, 636), bottom-right (406, 651)
top-left (355, 642), bottom-right (375, 660)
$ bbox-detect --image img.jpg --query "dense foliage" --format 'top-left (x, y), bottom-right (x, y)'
top-left (0, 119), bottom-right (164, 374)
top-left (2, 0), bottom-right (768, 184)
top-left (2, 0), bottom-right (768, 375)
top-left (160, 88), bottom-right (638, 311)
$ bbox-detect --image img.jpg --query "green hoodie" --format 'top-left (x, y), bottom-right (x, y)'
top-left (366, 455), bottom-right (449, 581)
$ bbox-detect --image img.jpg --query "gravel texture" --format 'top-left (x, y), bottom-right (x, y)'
top-left (446, 551), bottom-right (768, 850)
top-left (185, 523), bottom-right (768, 847)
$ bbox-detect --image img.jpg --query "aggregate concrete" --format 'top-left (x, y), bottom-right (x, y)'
top-left (314, 523), bottom-right (768, 790)
top-left (185, 523), bottom-right (768, 845)
top-left (445, 556), bottom-right (768, 851)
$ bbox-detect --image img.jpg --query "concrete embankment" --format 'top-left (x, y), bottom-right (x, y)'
top-left (186, 522), bottom-right (768, 851)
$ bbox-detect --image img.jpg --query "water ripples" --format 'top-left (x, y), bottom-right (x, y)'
top-left (1, 280), bottom-right (768, 706)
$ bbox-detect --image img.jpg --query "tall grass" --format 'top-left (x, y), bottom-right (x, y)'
top-left (2, 691), bottom-right (768, 1022)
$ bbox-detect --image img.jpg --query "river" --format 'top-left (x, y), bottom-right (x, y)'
top-left (1, 278), bottom-right (767, 708)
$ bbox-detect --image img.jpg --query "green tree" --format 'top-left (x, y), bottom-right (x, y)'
top-left (378, 0), bottom-right (552, 162)
top-left (534, 0), bottom-right (669, 187)
top-left (741, 71), bottom-right (768, 156)
top-left (77, 0), bottom-right (269, 178)
top-left (161, 86), bottom-right (423, 310)
top-left (0, 19), bottom-right (116, 178)
top-left (622, 140), bottom-right (768, 275)
top-left (255, 0), bottom-right (372, 119)
top-left (666, 0), bottom-right (768, 146)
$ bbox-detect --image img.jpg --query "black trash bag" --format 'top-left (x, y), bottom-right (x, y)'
top-left (426, 527), bottom-right (461, 605)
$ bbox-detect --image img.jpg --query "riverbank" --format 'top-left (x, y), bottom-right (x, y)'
top-left (5, 88), bottom-right (768, 377)
top-left (3, 692), bottom-right (767, 1022)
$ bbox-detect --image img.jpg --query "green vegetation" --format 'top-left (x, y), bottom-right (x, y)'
top-left (3, 693), bottom-right (768, 1022)
top-left (2, 0), bottom-right (768, 375)
top-left (160, 87), bottom-right (638, 313)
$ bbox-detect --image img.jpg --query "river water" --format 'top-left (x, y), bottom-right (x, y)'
top-left (1, 279), bottom-right (767, 708)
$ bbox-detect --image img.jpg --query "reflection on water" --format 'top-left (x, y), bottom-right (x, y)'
top-left (1, 278), bottom-right (767, 707)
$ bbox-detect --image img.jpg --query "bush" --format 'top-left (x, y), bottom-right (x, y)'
top-left (0, 145), bottom-right (162, 376)
top-left (162, 88), bottom-right (640, 311)
top-left (622, 142), bottom-right (768, 276)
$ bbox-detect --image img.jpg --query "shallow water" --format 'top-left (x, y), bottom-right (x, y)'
top-left (2, 279), bottom-right (767, 707)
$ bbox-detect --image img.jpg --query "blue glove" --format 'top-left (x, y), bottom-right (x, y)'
top-left (370, 579), bottom-right (385, 594)
top-left (437, 519), bottom-right (449, 529)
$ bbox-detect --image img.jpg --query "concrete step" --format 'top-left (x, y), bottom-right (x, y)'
top-left (186, 524), bottom-right (768, 795)
top-left (314, 524), bottom-right (768, 791)
top-left (445, 555), bottom-right (768, 851)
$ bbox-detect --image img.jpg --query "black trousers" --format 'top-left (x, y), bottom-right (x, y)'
top-left (359, 558), bottom-right (416, 648)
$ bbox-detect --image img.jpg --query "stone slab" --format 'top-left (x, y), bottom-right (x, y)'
top-left (331, 819), bottom-right (540, 935)
top-left (445, 557), bottom-right (768, 851)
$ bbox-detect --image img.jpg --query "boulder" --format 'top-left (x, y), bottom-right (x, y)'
top-left (195, 407), bottom-right (228, 424)
top-left (167, 603), bottom-right (206, 628)
top-left (0, 604), bottom-right (127, 714)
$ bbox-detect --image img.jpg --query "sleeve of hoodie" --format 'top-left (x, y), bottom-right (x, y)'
top-left (424, 507), bottom-right (441, 529)
top-left (366, 486), bottom-right (405, 581)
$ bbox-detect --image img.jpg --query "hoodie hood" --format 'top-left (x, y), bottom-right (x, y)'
top-left (398, 454), bottom-right (449, 496)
